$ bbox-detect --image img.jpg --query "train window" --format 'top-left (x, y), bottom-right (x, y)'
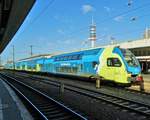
top-left (79, 64), bottom-right (82, 70)
top-left (55, 57), bottom-right (58, 61)
top-left (71, 55), bottom-right (74, 60)
top-left (27, 66), bottom-right (31, 69)
top-left (107, 58), bottom-right (122, 67)
top-left (72, 55), bottom-right (77, 60)
top-left (59, 57), bottom-right (61, 61)
top-left (22, 65), bottom-right (25, 69)
top-left (55, 54), bottom-right (82, 61)
top-left (56, 57), bottom-right (59, 61)
top-left (64, 56), bottom-right (68, 61)
top-left (17, 66), bottom-right (20, 69)
top-left (68, 55), bottom-right (72, 60)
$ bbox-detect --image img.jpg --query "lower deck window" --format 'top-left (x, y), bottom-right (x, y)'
top-left (56, 66), bottom-right (78, 73)
top-left (22, 65), bottom-right (25, 69)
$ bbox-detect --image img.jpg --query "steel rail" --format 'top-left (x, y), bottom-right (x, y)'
top-left (8, 70), bottom-right (150, 96)
top-left (0, 73), bottom-right (87, 120)
top-left (3, 72), bottom-right (150, 118)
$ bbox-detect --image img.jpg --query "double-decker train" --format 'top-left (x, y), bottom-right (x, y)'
top-left (5, 47), bottom-right (143, 87)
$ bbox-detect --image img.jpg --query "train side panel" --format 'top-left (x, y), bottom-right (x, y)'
top-left (52, 48), bottom-right (104, 78)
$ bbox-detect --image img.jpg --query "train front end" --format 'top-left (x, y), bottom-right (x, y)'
top-left (120, 49), bottom-right (143, 85)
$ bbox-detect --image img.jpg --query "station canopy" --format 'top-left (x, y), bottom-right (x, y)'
top-left (0, 0), bottom-right (35, 53)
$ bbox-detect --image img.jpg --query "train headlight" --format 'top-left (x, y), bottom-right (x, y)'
top-left (136, 75), bottom-right (143, 82)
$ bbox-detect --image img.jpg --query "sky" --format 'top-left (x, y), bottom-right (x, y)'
top-left (1, 0), bottom-right (150, 64)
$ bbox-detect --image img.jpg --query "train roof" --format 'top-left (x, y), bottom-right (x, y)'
top-left (51, 45), bottom-right (121, 57)
top-left (51, 47), bottom-right (106, 57)
top-left (15, 46), bottom-right (117, 63)
top-left (17, 54), bottom-right (52, 62)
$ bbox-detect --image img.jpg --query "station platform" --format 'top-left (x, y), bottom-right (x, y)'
top-left (0, 78), bottom-right (33, 120)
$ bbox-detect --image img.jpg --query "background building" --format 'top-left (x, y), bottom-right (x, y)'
top-left (104, 28), bottom-right (150, 73)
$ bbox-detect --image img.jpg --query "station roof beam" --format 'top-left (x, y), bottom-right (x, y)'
top-left (0, 0), bottom-right (35, 53)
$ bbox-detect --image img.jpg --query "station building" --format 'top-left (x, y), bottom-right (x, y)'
top-left (106, 28), bottom-right (150, 73)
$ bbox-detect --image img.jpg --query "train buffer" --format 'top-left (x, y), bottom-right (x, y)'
top-left (95, 76), bottom-right (103, 89)
top-left (139, 81), bottom-right (145, 92)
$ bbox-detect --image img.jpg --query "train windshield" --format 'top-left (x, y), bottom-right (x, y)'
top-left (121, 49), bottom-right (139, 67)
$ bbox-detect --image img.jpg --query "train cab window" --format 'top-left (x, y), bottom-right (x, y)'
top-left (107, 58), bottom-right (122, 67)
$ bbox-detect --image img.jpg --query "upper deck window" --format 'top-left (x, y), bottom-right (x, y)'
top-left (54, 54), bottom-right (82, 61)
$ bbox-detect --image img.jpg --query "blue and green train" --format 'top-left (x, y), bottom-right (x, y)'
top-left (5, 47), bottom-right (143, 86)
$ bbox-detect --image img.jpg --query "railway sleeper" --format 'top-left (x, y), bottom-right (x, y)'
top-left (143, 109), bottom-right (150, 113)
top-left (52, 116), bottom-right (76, 120)
top-left (134, 107), bottom-right (149, 111)
top-left (119, 102), bottom-right (130, 105)
top-left (114, 100), bottom-right (124, 103)
top-left (43, 109), bottom-right (63, 114)
top-left (39, 106), bottom-right (59, 111)
top-left (35, 102), bottom-right (55, 106)
top-left (126, 104), bottom-right (138, 107)
top-left (46, 112), bottom-right (69, 119)
top-left (36, 104), bottom-right (56, 108)
top-left (44, 111), bottom-right (67, 116)
top-left (111, 98), bottom-right (119, 101)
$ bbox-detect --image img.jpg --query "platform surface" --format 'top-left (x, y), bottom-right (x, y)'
top-left (0, 78), bottom-right (33, 120)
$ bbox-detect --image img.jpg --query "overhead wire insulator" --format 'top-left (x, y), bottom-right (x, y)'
top-left (131, 17), bottom-right (137, 21)
top-left (127, 0), bottom-right (133, 7)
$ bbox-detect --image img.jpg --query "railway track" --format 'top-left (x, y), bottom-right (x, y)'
top-left (0, 73), bottom-right (87, 120)
top-left (6, 70), bottom-right (150, 96)
top-left (9, 70), bottom-right (150, 96)
top-left (125, 88), bottom-right (150, 95)
top-left (2, 71), bottom-right (150, 119)
top-left (101, 85), bottom-right (150, 97)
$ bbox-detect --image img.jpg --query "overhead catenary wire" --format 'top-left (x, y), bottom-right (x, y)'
top-left (12, 0), bottom-right (150, 46)
top-left (14, 0), bottom-right (56, 39)
top-left (7, 0), bottom-right (56, 61)
top-left (58, 1), bottom-right (150, 42)
top-left (5, 0), bottom-right (150, 61)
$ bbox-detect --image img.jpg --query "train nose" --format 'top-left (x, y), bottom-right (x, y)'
top-left (128, 66), bottom-right (141, 75)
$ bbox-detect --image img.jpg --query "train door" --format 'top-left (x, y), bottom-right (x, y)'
top-left (106, 58), bottom-right (115, 80)
top-left (107, 58), bottom-right (122, 82)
